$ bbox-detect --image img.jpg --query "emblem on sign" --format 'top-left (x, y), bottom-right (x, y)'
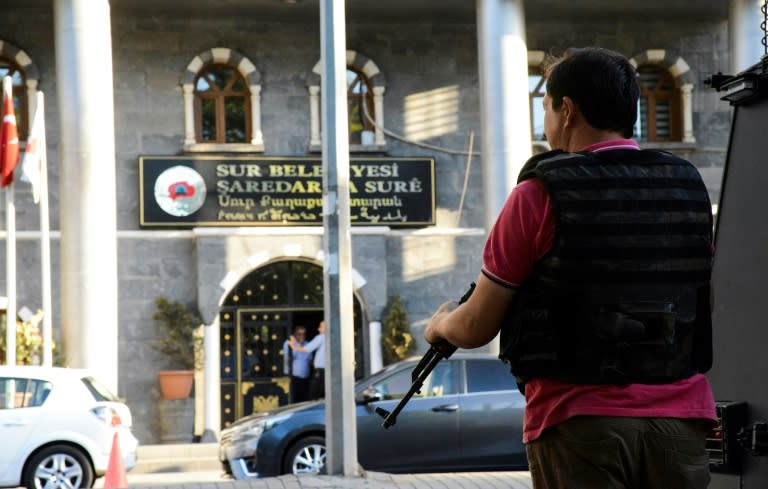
top-left (153, 165), bottom-right (206, 217)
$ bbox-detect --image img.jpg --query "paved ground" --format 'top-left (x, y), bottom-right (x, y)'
top-left (120, 470), bottom-right (534, 489)
top-left (99, 442), bottom-right (534, 488)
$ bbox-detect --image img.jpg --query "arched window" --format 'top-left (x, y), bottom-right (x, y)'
top-left (346, 67), bottom-right (375, 145)
top-left (0, 40), bottom-right (40, 145)
top-left (307, 50), bottom-right (386, 152)
top-left (0, 58), bottom-right (28, 139)
top-left (636, 64), bottom-right (681, 142)
top-left (194, 64), bottom-right (250, 144)
top-left (628, 49), bottom-right (696, 144)
top-left (180, 48), bottom-right (263, 152)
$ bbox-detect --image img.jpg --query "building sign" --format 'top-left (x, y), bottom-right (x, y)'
top-left (139, 156), bottom-right (435, 227)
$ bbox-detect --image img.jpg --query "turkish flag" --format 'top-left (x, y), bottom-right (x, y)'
top-left (0, 76), bottom-right (20, 188)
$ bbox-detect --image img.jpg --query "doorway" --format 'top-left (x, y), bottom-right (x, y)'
top-left (219, 259), bottom-right (366, 428)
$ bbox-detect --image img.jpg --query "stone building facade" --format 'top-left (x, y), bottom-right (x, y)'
top-left (0, 0), bottom-right (747, 444)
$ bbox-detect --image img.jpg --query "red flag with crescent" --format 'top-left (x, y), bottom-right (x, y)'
top-left (0, 76), bottom-right (19, 188)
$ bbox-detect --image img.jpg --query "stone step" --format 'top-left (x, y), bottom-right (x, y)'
top-left (132, 443), bottom-right (221, 474)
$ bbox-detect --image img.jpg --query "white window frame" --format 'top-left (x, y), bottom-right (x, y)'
top-left (306, 50), bottom-right (386, 152)
top-left (629, 49), bottom-right (696, 145)
top-left (180, 47), bottom-right (264, 153)
top-left (528, 50), bottom-right (553, 154)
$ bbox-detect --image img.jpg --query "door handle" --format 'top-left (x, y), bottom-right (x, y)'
top-left (2, 420), bottom-right (29, 427)
top-left (431, 404), bottom-right (459, 412)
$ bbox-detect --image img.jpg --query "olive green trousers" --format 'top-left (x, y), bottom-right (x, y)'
top-left (526, 416), bottom-right (712, 489)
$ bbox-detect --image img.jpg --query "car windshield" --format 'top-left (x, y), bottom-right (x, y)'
top-left (81, 376), bottom-right (120, 401)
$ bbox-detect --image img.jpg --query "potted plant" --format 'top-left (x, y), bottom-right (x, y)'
top-left (151, 296), bottom-right (204, 400)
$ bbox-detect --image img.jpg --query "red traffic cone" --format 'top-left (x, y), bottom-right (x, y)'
top-left (103, 431), bottom-right (128, 488)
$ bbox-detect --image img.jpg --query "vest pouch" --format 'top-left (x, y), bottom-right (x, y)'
top-left (593, 310), bottom-right (646, 341)
top-left (595, 301), bottom-right (682, 383)
top-left (594, 301), bottom-right (676, 343)
top-left (614, 339), bottom-right (690, 383)
top-left (500, 292), bottom-right (550, 363)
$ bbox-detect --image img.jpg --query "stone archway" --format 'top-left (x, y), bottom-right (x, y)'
top-left (218, 258), bottom-right (366, 428)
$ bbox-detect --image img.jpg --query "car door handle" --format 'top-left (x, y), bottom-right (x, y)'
top-left (2, 420), bottom-right (30, 427)
top-left (431, 404), bottom-right (459, 412)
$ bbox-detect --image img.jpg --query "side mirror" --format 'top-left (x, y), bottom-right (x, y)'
top-left (356, 386), bottom-right (382, 405)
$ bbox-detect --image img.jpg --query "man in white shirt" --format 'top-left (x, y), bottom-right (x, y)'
top-left (289, 320), bottom-right (326, 400)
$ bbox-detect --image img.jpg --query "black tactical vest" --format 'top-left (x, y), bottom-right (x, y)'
top-left (499, 149), bottom-right (713, 387)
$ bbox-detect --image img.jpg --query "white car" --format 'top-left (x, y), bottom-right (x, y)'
top-left (0, 366), bottom-right (139, 489)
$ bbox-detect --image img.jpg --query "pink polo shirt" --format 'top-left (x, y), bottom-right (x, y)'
top-left (482, 139), bottom-right (717, 443)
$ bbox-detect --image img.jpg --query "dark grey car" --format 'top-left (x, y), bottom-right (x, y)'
top-left (220, 353), bottom-right (527, 478)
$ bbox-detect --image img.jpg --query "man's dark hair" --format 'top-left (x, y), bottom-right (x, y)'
top-left (546, 47), bottom-right (639, 138)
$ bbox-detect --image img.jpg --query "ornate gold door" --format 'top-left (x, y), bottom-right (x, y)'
top-left (219, 259), bottom-right (366, 429)
top-left (238, 310), bottom-right (290, 416)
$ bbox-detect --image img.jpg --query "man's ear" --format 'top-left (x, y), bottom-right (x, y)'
top-left (561, 96), bottom-right (577, 127)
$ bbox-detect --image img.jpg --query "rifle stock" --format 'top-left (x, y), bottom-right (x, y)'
top-left (376, 282), bottom-right (476, 429)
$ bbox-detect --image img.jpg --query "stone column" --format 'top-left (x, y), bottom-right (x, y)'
top-left (25, 79), bottom-right (38, 121)
top-left (368, 321), bottom-right (382, 373)
top-left (54, 0), bottom-right (119, 392)
top-left (249, 85), bottom-right (263, 146)
top-left (202, 321), bottom-right (220, 442)
top-left (182, 83), bottom-right (195, 145)
top-left (309, 85), bottom-right (321, 147)
top-left (730, 0), bottom-right (765, 73)
top-left (476, 0), bottom-right (530, 228)
top-left (373, 86), bottom-right (385, 146)
top-left (476, 0), bottom-right (530, 354)
top-left (681, 83), bottom-right (695, 143)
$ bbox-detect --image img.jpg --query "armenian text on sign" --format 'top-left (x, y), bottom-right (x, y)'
top-left (139, 156), bottom-right (435, 227)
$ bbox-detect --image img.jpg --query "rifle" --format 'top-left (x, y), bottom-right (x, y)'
top-left (375, 282), bottom-right (476, 429)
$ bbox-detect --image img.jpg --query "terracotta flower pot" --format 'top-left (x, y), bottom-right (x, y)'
top-left (157, 370), bottom-right (194, 400)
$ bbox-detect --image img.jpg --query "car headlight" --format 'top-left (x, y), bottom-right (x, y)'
top-left (227, 413), bottom-right (292, 460)
top-left (237, 413), bottom-right (292, 440)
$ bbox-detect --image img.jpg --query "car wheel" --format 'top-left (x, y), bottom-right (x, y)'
top-left (22, 444), bottom-right (94, 489)
top-left (283, 435), bottom-right (326, 475)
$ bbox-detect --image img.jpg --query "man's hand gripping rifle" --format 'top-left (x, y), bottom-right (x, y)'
top-left (375, 282), bottom-right (476, 429)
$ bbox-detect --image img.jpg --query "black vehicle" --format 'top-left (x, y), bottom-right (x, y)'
top-left (219, 352), bottom-right (527, 478)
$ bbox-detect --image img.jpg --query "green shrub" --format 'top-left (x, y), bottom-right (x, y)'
top-left (151, 296), bottom-right (203, 370)
top-left (381, 295), bottom-right (415, 365)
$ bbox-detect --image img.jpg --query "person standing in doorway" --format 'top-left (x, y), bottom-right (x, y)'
top-left (283, 325), bottom-right (312, 403)
top-left (290, 320), bottom-right (326, 400)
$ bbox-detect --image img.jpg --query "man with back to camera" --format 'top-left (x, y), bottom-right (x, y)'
top-left (424, 47), bottom-right (716, 488)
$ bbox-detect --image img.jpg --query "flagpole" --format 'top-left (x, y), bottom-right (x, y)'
top-left (2, 76), bottom-right (17, 366)
top-left (4, 180), bottom-right (15, 366)
top-left (35, 92), bottom-right (53, 367)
